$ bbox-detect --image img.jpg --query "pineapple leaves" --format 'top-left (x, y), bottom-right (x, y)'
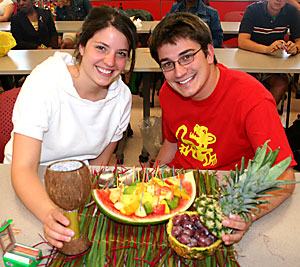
top-left (251, 140), bottom-right (269, 173)
top-left (265, 156), bottom-right (292, 182)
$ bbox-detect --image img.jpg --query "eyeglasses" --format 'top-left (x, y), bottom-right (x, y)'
top-left (160, 48), bottom-right (203, 72)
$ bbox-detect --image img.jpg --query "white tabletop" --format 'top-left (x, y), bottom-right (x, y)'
top-left (1, 48), bottom-right (299, 75)
top-left (0, 22), bottom-right (10, 32)
top-left (214, 48), bottom-right (300, 73)
top-left (221, 21), bottom-right (240, 35)
top-left (0, 49), bottom-right (73, 75)
top-left (0, 20), bottom-right (160, 34)
top-left (0, 163), bottom-right (299, 267)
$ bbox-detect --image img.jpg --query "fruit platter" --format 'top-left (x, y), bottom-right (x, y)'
top-left (92, 170), bottom-right (196, 225)
top-left (90, 140), bottom-right (297, 261)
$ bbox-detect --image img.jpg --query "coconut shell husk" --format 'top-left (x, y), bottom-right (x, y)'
top-left (44, 160), bottom-right (92, 211)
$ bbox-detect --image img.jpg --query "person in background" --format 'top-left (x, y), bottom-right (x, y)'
top-left (10, 0), bottom-right (58, 49)
top-left (238, 0), bottom-right (300, 105)
top-left (0, 0), bottom-right (14, 90)
top-left (4, 6), bottom-right (138, 248)
top-left (149, 12), bottom-right (295, 246)
top-left (0, 0), bottom-right (14, 21)
top-left (165, 0), bottom-right (223, 48)
top-left (54, 0), bottom-right (92, 48)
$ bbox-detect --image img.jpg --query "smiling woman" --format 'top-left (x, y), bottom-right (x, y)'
top-left (4, 5), bottom-right (138, 250)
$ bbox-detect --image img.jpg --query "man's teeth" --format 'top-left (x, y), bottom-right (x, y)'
top-left (97, 67), bottom-right (112, 74)
top-left (178, 76), bottom-right (193, 84)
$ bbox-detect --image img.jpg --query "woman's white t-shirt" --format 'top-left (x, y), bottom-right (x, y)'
top-left (4, 52), bottom-right (132, 165)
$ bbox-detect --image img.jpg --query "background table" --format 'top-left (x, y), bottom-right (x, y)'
top-left (0, 22), bottom-right (10, 32)
top-left (0, 163), bottom-right (299, 267)
top-left (0, 20), bottom-right (160, 34)
top-left (221, 21), bottom-right (240, 35)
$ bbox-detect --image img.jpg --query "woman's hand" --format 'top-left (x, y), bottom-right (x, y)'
top-left (221, 214), bottom-right (252, 246)
top-left (43, 208), bottom-right (75, 248)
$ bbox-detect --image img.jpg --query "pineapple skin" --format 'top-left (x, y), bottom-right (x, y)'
top-left (194, 195), bottom-right (229, 239)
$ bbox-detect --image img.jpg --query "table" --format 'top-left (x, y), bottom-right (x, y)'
top-left (55, 21), bottom-right (160, 34)
top-left (0, 49), bottom-right (73, 75)
top-left (221, 21), bottom-right (240, 35)
top-left (0, 163), bottom-right (299, 267)
top-left (0, 20), bottom-right (160, 34)
top-left (0, 22), bottom-right (10, 32)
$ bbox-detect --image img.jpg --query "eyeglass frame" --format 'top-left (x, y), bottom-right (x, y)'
top-left (159, 48), bottom-right (203, 72)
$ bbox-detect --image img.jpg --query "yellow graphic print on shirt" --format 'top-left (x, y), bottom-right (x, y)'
top-left (176, 124), bottom-right (217, 167)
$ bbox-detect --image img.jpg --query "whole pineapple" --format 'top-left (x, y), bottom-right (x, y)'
top-left (194, 140), bottom-right (295, 239)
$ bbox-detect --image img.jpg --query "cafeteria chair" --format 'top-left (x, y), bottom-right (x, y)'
top-left (222, 10), bottom-right (244, 48)
top-left (0, 87), bottom-right (21, 163)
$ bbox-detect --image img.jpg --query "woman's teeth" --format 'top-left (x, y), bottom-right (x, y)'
top-left (178, 76), bottom-right (193, 84)
top-left (97, 67), bottom-right (112, 74)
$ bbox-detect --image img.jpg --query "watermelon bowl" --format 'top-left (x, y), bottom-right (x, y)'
top-left (166, 211), bottom-right (222, 259)
top-left (92, 171), bottom-right (197, 225)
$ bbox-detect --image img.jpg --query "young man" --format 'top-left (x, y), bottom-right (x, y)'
top-left (165, 0), bottom-right (223, 48)
top-left (149, 12), bottom-right (296, 245)
top-left (238, 0), bottom-right (300, 104)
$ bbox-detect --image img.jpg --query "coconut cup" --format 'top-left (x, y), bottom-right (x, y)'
top-left (166, 211), bottom-right (222, 260)
top-left (44, 160), bottom-right (92, 255)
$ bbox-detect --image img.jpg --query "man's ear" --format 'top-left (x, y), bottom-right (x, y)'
top-left (206, 44), bottom-right (215, 64)
top-left (79, 44), bottom-right (84, 56)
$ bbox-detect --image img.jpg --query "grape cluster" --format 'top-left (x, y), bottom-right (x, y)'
top-left (171, 213), bottom-right (217, 247)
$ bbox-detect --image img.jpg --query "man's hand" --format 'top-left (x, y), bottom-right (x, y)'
top-left (267, 40), bottom-right (287, 53)
top-left (221, 214), bottom-right (252, 246)
top-left (285, 41), bottom-right (299, 55)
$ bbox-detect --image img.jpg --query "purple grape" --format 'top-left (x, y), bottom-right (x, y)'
top-left (187, 238), bottom-right (198, 247)
top-left (182, 220), bottom-right (193, 230)
top-left (190, 214), bottom-right (199, 223)
top-left (195, 219), bottom-right (204, 229)
top-left (171, 225), bottom-right (182, 237)
top-left (182, 228), bottom-right (194, 237)
top-left (172, 215), bottom-right (184, 226)
top-left (181, 213), bottom-right (190, 222)
top-left (177, 233), bottom-right (191, 245)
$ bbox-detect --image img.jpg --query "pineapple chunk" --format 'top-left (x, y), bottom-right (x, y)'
top-left (135, 205), bottom-right (147, 217)
top-left (160, 199), bottom-right (170, 214)
top-left (109, 188), bottom-right (121, 203)
top-left (114, 202), bottom-right (124, 210)
top-left (152, 178), bottom-right (164, 186)
top-left (174, 188), bottom-right (190, 200)
top-left (142, 192), bottom-right (153, 205)
top-left (120, 194), bottom-right (140, 215)
top-left (147, 184), bottom-right (155, 195)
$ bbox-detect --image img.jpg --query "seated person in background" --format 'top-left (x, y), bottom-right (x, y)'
top-left (4, 6), bottom-right (138, 248)
top-left (11, 0), bottom-right (58, 49)
top-left (238, 0), bottom-right (300, 105)
top-left (0, 0), bottom-right (14, 21)
top-left (54, 0), bottom-right (92, 48)
top-left (149, 12), bottom-right (296, 246)
top-left (165, 0), bottom-right (223, 48)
